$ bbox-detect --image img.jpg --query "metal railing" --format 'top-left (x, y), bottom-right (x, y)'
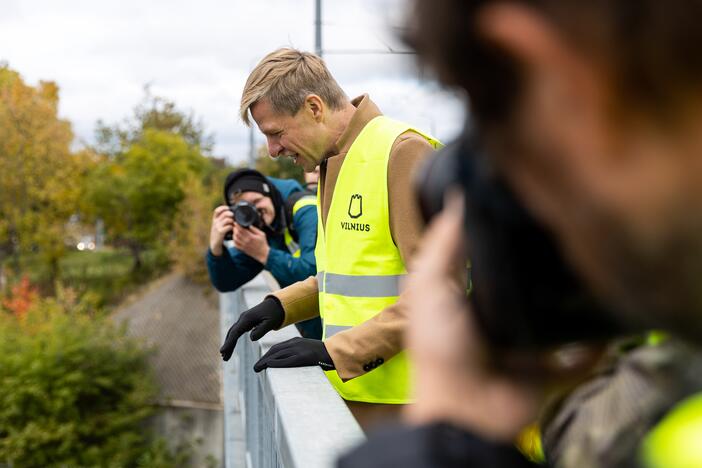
top-left (220, 274), bottom-right (365, 468)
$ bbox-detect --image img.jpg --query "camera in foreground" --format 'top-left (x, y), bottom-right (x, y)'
top-left (416, 131), bottom-right (632, 349)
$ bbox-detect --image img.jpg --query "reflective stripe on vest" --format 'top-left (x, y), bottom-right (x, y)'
top-left (293, 195), bottom-right (316, 216)
top-left (284, 195), bottom-right (317, 258)
top-left (315, 115), bottom-right (441, 404)
top-left (316, 271), bottom-right (403, 297)
top-left (641, 392), bottom-right (702, 468)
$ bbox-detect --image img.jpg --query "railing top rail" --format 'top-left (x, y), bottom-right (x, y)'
top-left (222, 274), bottom-right (365, 468)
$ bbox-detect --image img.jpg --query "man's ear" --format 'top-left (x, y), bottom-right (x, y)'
top-left (478, 3), bottom-right (567, 70)
top-left (477, 1), bottom-right (613, 183)
top-left (477, 3), bottom-right (605, 131)
top-left (304, 94), bottom-right (325, 122)
top-left (475, 3), bottom-right (614, 237)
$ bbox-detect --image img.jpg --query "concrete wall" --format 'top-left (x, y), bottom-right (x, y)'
top-left (150, 405), bottom-right (224, 468)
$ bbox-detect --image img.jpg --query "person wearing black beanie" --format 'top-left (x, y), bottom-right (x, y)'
top-left (206, 168), bottom-right (321, 339)
top-left (222, 168), bottom-right (287, 236)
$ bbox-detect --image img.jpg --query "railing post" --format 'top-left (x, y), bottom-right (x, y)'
top-left (220, 288), bottom-right (243, 468)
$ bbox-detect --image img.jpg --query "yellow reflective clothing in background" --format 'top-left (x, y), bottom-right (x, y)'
top-left (641, 392), bottom-right (702, 468)
top-left (284, 195), bottom-right (317, 258)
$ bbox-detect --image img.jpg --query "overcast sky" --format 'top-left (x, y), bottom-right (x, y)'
top-left (1, 0), bottom-right (464, 164)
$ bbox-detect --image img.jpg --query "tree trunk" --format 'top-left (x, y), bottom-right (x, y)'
top-left (47, 256), bottom-right (60, 295)
top-left (130, 245), bottom-right (143, 273)
top-left (0, 262), bottom-right (6, 293)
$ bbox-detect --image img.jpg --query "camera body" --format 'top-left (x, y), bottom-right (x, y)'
top-left (223, 200), bottom-right (263, 240)
top-left (417, 133), bottom-right (631, 349)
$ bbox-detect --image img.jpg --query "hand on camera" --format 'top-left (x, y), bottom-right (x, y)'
top-left (233, 224), bottom-right (270, 264)
top-left (209, 205), bottom-right (234, 256)
top-left (220, 297), bottom-right (285, 361)
top-left (405, 193), bottom-right (605, 442)
top-left (404, 194), bottom-right (542, 442)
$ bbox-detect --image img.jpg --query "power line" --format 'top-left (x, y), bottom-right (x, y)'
top-left (315, 0), bottom-right (413, 57)
top-left (323, 49), bottom-right (414, 55)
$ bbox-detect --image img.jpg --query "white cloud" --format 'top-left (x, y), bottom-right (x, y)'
top-left (0, 0), bottom-right (464, 163)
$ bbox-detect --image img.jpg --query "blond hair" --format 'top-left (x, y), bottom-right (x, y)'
top-left (240, 48), bottom-right (347, 126)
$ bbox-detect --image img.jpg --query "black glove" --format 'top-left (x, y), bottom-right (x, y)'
top-left (253, 337), bottom-right (335, 372)
top-left (220, 297), bottom-right (284, 361)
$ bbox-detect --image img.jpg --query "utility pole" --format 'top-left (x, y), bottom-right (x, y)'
top-left (315, 0), bottom-right (323, 57)
top-left (248, 126), bottom-right (256, 168)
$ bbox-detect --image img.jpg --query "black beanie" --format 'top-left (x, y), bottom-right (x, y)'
top-left (224, 169), bottom-right (273, 202)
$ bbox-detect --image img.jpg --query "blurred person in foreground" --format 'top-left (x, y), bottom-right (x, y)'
top-left (207, 168), bottom-right (321, 338)
top-left (219, 48), bottom-right (440, 428)
top-left (339, 0), bottom-right (702, 466)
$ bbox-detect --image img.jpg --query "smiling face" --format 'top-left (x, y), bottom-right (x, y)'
top-left (251, 97), bottom-right (329, 173)
top-left (230, 191), bottom-right (275, 226)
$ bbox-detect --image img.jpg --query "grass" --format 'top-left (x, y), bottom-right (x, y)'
top-left (3, 248), bottom-right (171, 308)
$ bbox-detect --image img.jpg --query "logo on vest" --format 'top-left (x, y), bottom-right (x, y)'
top-left (343, 194), bottom-right (370, 232)
top-left (341, 221), bottom-right (370, 232)
top-left (348, 194), bottom-right (363, 219)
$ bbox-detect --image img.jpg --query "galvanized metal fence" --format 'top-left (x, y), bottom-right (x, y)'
top-left (220, 274), bottom-right (365, 468)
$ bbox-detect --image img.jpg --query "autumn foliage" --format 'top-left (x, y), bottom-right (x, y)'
top-left (0, 276), bottom-right (38, 319)
top-left (0, 65), bottom-right (87, 283)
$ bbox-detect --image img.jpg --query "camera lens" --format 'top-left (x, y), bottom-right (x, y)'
top-left (231, 201), bottom-right (261, 228)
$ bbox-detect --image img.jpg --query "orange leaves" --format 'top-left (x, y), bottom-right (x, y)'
top-left (1, 276), bottom-right (38, 319)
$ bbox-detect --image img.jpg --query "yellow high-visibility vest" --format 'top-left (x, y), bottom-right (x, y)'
top-left (284, 195), bottom-right (317, 258)
top-left (640, 391), bottom-right (702, 467)
top-left (315, 115), bottom-right (441, 403)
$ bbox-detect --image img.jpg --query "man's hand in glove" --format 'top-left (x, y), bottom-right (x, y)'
top-left (220, 297), bottom-right (284, 361)
top-left (253, 337), bottom-right (335, 372)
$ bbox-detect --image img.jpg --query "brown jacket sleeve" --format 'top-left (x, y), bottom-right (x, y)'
top-left (326, 132), bottom-right (435, 380)
top-left (270, 275), bottom-right (320, 327)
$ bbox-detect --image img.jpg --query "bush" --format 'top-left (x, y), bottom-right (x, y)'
top-left (0, 294), bottom-right (185, 467)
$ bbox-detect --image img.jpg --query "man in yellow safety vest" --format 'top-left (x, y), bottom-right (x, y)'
top-left (219, 48), bottom-right (440, 428)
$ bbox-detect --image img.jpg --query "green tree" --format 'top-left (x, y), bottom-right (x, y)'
top-left (0, 292), bottom-right (187, 467)
top-left (169, 155), bottom-right (234, 281)
top-left (168, 172), bottom-right (213, 281)
top-left (94, 88), bottom-right (214, 157)
top-left (89, 91), bottom-right (229, 278)
top-left (85, 130), bottom-right (207, 271)
top-left (0, 65), bottom-right (86, 284)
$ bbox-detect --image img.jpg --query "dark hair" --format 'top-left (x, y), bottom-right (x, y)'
top-left (406, 0), bottom-right (702, 128)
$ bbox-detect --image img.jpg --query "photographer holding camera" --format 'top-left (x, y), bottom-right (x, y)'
top-left (207, 168), bottom-right (321, 338)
